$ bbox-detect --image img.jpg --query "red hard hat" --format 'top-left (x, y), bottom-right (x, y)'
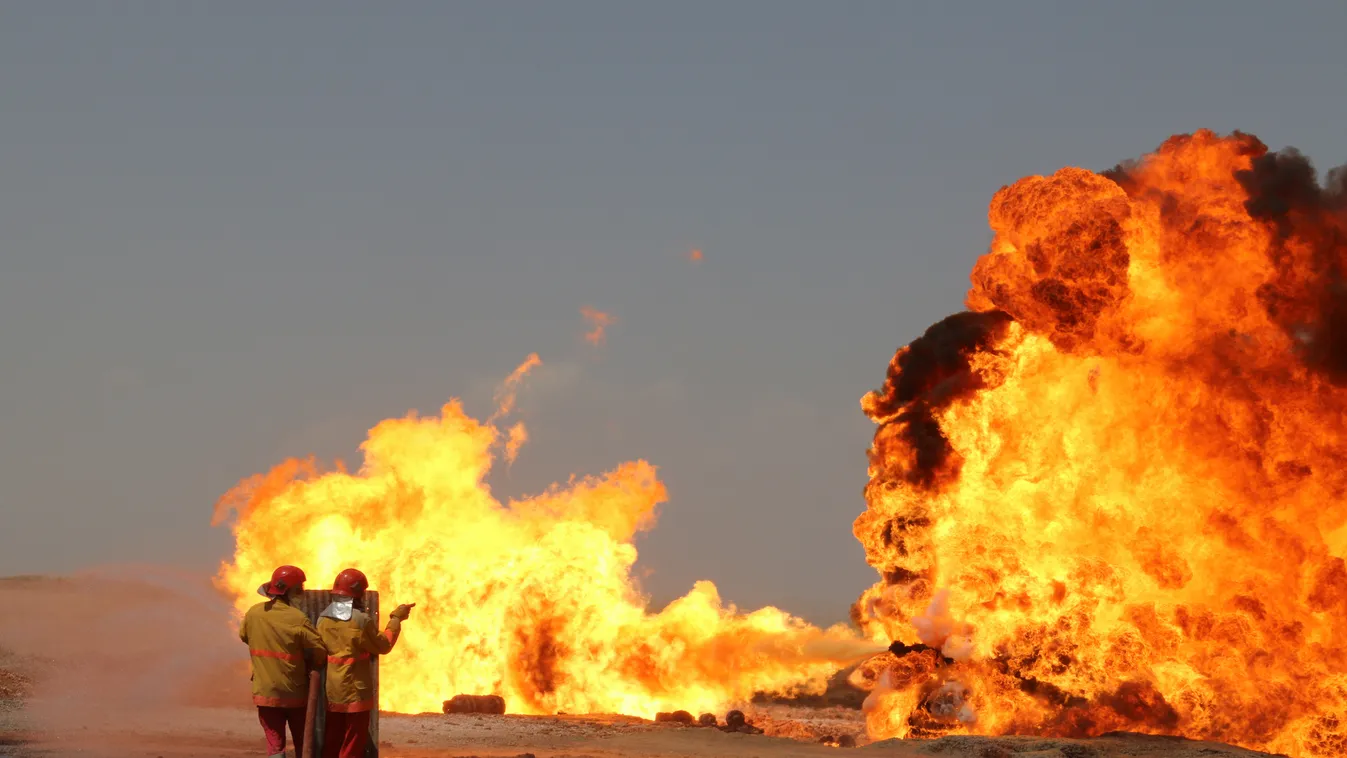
top-left (263, 565), bottom-right (306, 597)
top-left (331, 568), bottom-right (369, 599)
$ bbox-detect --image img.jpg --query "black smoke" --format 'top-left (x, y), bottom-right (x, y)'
top-left (867, 310), bottom-right (1014, 490)
top-left (1236, 146), bottom-right (1347, 381)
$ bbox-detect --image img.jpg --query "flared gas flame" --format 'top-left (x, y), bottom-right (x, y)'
top-left (852, 130), bottom-right (1347, 757)
top-left (214, 357), bottom-right (874, 717)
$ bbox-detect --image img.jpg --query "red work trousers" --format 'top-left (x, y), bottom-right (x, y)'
top-left (323, 710), bottom-right (371, 758)
top-left (257, 705), bottom-right (306, 757)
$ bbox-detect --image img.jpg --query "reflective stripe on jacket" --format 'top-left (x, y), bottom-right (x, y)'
top-left (239, 598), bottom-right (327, 708)
top-left (317, 609), bottom-right (400, 713)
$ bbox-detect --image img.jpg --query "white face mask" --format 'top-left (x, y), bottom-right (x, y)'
top-left (320, 596), bottom-right (355, 621)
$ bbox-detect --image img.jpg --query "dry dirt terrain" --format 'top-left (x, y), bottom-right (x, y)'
top-left (0, 706), bottom-right (1286, 758)
top-left (0, 573), bottom-right (1285, 758)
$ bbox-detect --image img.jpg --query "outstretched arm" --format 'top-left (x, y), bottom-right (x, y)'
top-left (362, 603), bottom-right (415, 655)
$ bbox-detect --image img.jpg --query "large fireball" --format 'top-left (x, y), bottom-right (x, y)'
top-left (854, 130), bottom-right (1347, 757)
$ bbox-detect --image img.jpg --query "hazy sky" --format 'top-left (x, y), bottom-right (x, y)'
top-left (3, 3), bottom-right (1346, 624)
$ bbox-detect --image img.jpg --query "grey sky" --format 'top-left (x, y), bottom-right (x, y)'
top-left (2, 3), bottom-right (1345, 624)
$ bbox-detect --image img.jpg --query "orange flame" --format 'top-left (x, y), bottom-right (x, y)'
top-left (504, 421), bottom-right (528, 466)
top-left (580, 307), bottom-right (616, 346)
top-left (689, 248), bottom-right (704, 263)
top-left (213, 360), bottom-right (878, 717)
top-left (487, 353), bottom-right (541, 423)
top-left (852, 130), bottom-right (1347, 757)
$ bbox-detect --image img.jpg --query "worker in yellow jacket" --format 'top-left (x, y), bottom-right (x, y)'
top-left (239, 564), bottom-right (327, 758)
top-left (317, 568), bottom-right (414, 758)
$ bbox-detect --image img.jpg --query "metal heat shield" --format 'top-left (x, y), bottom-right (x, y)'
top-left (297, 589), bottom-right (381, 758)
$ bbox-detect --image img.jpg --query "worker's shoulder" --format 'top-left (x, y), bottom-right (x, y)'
top-left (316, 609), bottom-right (367, 628)
top-left (251, 599), bottom-right (311, 623)
top-left (278, 603), bottom-right (317, 626)
top-left (316, 614), bottom-right (343, 629)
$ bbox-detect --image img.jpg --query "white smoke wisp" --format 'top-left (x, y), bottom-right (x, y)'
top-left (911, 588), bottom-right (976, 661)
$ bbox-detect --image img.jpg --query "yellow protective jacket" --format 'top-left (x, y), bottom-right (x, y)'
top-left (317, 609), bottom-right (401, 712)
top-left (239, 598), bottom-right (328, 708)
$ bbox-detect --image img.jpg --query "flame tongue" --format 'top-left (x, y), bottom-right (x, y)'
top-left (854, 130), bottom-right (1347, 757)
top-left (214, 361), bottom-right (877, 717)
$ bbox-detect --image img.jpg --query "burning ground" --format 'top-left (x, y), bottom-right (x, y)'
top-left (851, 130), bottom-right (1347, 757)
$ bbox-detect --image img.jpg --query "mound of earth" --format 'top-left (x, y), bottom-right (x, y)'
top-left (0, 645), bottom-right (42, 712)
top-left (0, 666), bottom-right (33, 705)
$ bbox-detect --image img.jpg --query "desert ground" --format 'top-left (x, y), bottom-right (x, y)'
top-left (0, 574), bottom-right (1283, 758)
top-left (0, 707), bottom-right (1289, 758)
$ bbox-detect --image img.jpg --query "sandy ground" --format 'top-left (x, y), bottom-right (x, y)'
top-left (0, 704), bottom-right (1286, 758)
top-left (0, 573), bottom-right (1285, 758)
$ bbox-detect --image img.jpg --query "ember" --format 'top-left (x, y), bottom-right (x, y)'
top-left (721, 709), bottom-right (764, 735)
top-left (443, 694), bottom-right (507, 715)
top-left (851, 130), bottom-right (1347, 758)
top-left (654, 710), bottom-right (693, 725)
top-left (654, 709), bottom-right (766, 730)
